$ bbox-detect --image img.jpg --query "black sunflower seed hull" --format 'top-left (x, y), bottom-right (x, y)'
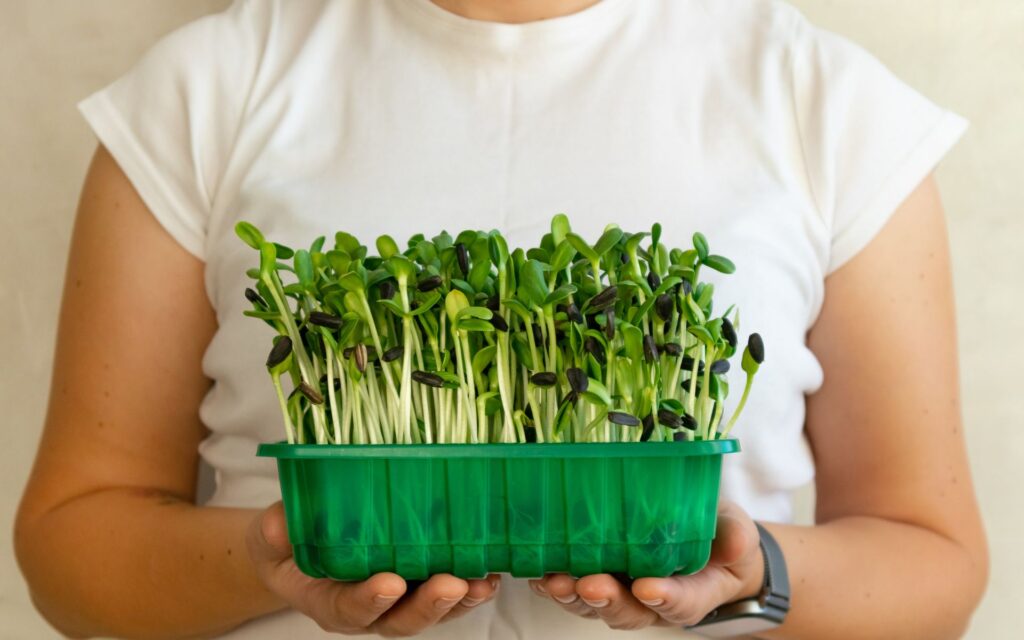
top-left (640, 414), bottom-right (655, 441)
top-left (672, 431), bottom-right (688, 442)
top-left (748, 333), bottom-right (765, 364)
top-left (722, 317), bottom-right (738, 348)
top-left (530, 372), bottom-right (558, 387)
top-left (309, 311), bottom-right (343, 330)
top-left (681, 413), bottom-right (698, 430)
top-left (411, 370), bottom-right (445, 388)
top-left (456, 243), bottom-right (470, 275)
top-left (657, 409), bottom-right (683, 428)
top-left (588, 285), bottom-right (618, 310)
top-left (486, 294), bottom-right (500, 311)
top-left (382, 346), bottom-right (405, 362)
top-left (417, 275), bottom-right (443, 292)
top-left (379, 281), bottom-right (396, 300)
top-left (299, 381), bottom-right (324, 404)
top-left (604, 308), bottom-right (615, 340)
top-left (646, 271), bottom-right (661, 290)
top-left (661, 342), bottom-right (683, 356)
top-left (563, 303), bottom-right (581, 324)
top-left (566, 367), bottom-right (588, 393)
top-left (532, 324), bottom-right (544, 346)
top-left (489, 314), bottom-right (508, 332)
top-left (266, 336), bottom-right (292, 368)
top-left (643, 335), bottom-right (659, 363)
top-left (608, 411), bottom-right (641, 427)
top-left (245, 287), bottom-right (267, 307)
top-left (655, 294), bottom-right (674, 320)
top-left (710, 359), bottom-right (730, 374)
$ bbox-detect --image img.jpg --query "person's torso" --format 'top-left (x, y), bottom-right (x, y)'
top-left (198, 1), bottom-right (824, 637)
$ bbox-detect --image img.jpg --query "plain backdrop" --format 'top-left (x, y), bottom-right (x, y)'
top-left (1, 1), bottom-right (1021, 638)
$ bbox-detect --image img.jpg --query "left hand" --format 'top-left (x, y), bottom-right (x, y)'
top-left (528, 500), bottom-right (764, 630)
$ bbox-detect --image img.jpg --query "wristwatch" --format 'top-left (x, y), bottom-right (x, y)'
top-left (688, 523), bottom-right (791, 638)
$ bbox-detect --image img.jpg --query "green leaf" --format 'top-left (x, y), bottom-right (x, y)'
top-left (469, 260), bottom-right (491, 292)
top-left (259, 242), bottom-right (277, 280)
top-left (502, 299), bottom-right (532, 322)
top-left (566, 232), bottom-right (599, 264)
top-left (235, 221), bottom-right (264, 250)
top-left (544, 284), bottom-right (577, 307)
top-left (692, 232), bottom-right (709, 261)
top-left (456, 306), bottom-right (493, 322)
top-left (338, 271), bottom-right (366, 293)
top-left (659, 398), bottom-right (686, 414)
top-left (378, 298), bottom-right (407, 317)
top-left (580, 377), bottom-right (611, 406)
top-left (334, 231), bottom-right (361, 256)
top-left (685, 296), bottom-right (706, 325)
top-left (550, 241), bottom-right (577, 272)
top-left (551, 213), bottom-right (571, 246)
top-left (488, 233), bottom-right (509, 268)
top-left (594, 226), bottom-right (624, 257)
top-left (326, 250), bottom-right (351, 275)
top-left (703, 254), bottom-right (736, 274)
top-left (294, 250), bottom-right (314, 291)
top-left (450, 278), bottom-right (475, 297)
top-left (510, 334), bottom-right (535, 369)
top-left (376, 234), bottom-right (400, 259)
top-left (651, 222), bottom-right (662, 250)
top-left (384, 254), bottom-right (417, 282)
top-left (409, 290), bottom-right (442, 317)
top-left (624, 231), bottom-right (649, 255)
top-left (273, 242), bottom-right (294, 259)
top-left (519, 259), bottom-right (550, 308)
top-left (310, 236), bottom-right (326, 254)
top-left (456, 318), bottom-right (495, 333)
top-left (472, 345), bottom-right (496, 377)
top-left (445, 289), bottom-right (470, 324)
top-left (688, 324), bottom-right (715, 347)
top-left (622, 323), bottom-right (643, 363)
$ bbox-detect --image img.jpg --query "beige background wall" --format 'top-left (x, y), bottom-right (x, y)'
top-left (1, 1), bottom-right (1021, 638)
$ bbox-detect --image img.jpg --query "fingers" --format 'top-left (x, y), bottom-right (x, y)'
top-left (576, 574), bottom-right (660, 630)
top-left (370, 573), bottom-right (469, 637)
top-left (709, 500), bottom-right (760, 568)
top-left (246, 502), bottom-right (293, 568)
top-left (630, 502), bottom-right (763, 628)
top-left (441, 574), bottom-right (502, 622)
top-left (531, 574), bottom-right (598, 618)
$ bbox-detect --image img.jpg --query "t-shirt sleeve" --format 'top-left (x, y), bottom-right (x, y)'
top-left (790, 17), bottom-right (968, 274)
top-left (77, 0), bottom-right (265, 260)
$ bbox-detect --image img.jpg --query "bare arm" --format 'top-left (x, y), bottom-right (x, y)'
top-left (13, 146), bottom-right (281, 638)
top-left (759, 176), bottom-right (988, 639)
top-left (14, 147), bottom-right (498, 639)
top-left (529, 177), bottom-right (988, 639)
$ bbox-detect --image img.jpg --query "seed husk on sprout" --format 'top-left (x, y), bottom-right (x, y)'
top-left (245, 287), bottom-right (267, 308)
top-left (236, 215), bottom-right (763, 445)
top-left (531, 372), bottom-right (558, 387)
top-left (608, 411), bottom-right (641, 427)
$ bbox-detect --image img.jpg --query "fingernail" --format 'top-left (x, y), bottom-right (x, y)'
top-left (435, 596), bottom-right (461, 610)
top-left (639, 598), bottom-right (664, 607)
top-left (461, 597), bottom-right (485, 607)
top-left (554, 593), bottom-right (578, 604)
top-left (374, 594), bottom-right (401, 606)
top-left (581, 598), bottom-right (609, 608)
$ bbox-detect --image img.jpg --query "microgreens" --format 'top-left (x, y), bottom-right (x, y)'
top-left (237, 215), bottom-right (763, 444)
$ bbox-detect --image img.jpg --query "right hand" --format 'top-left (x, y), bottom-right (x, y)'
top-left (246, 502), bottom-right (500, 636)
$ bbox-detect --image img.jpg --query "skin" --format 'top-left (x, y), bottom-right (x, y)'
top-left (15, 2), bottom-right (987, 638)
top-left (15, 146), bottom-right (499, 639)
top-left (529, 177), bottom-right (989, 638)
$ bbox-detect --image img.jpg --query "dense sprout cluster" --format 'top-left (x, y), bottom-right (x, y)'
top-left (237, 215), bottom-right (763, 445)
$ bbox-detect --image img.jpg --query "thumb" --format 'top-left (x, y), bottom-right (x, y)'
top-left (247, 501), bottom-right (293, 567)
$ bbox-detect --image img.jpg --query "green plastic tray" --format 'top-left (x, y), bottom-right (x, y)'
top-left (259, 439), bottom-right (739, 580)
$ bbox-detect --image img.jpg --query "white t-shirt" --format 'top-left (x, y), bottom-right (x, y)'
top-left (79, 0), bottom-right (966, 637)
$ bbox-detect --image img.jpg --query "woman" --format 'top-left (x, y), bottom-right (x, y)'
top-left (15, 0), bottom-right (987, 638)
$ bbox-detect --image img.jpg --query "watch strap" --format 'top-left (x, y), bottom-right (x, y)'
top-left (754, 522), bottom-right (791, 621)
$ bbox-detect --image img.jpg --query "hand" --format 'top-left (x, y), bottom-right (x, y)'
top-left (246, 502), bottom-right (500, 636)
top-left (528, 500), bottom-right (764, 630)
